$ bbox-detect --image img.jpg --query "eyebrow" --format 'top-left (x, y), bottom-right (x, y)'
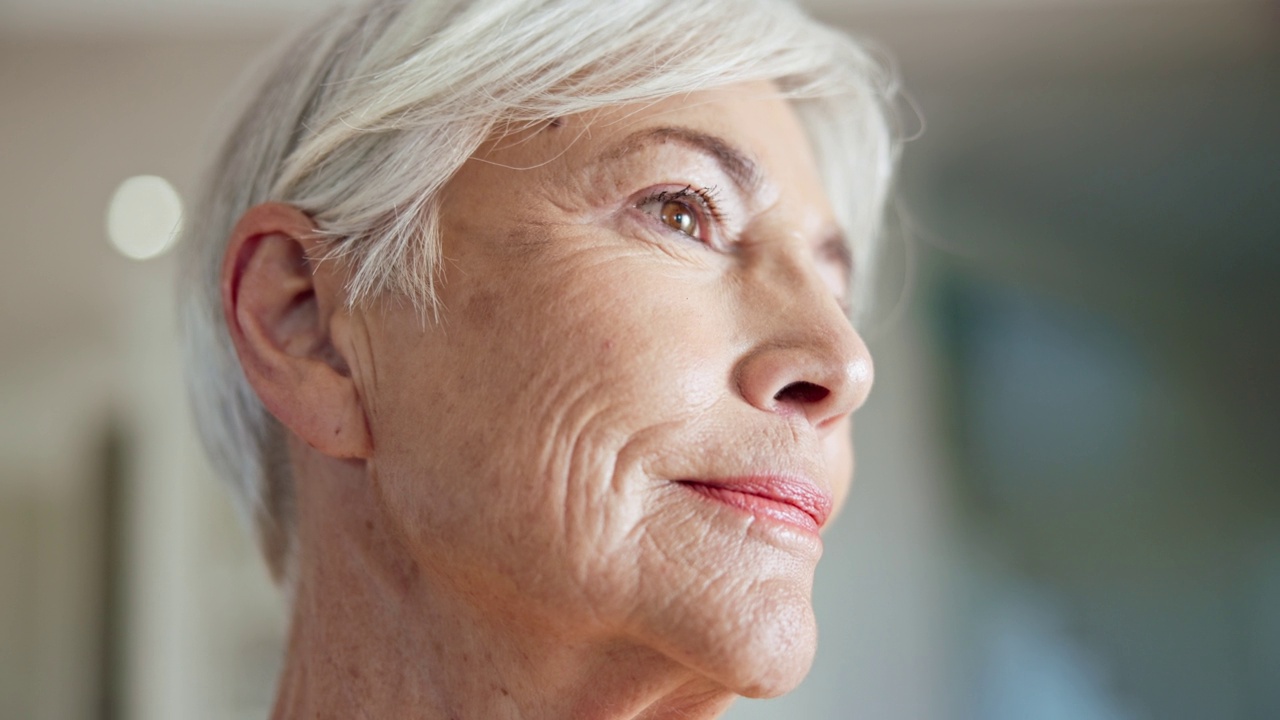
top-left (598, 125), bottom-right (764, 196)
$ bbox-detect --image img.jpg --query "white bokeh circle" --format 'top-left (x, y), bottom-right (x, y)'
top-left (106, 175), bottom-right (183, 260)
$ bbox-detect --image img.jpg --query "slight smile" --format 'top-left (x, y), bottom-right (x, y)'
top-left (677, 476), bottom-right (833, 534)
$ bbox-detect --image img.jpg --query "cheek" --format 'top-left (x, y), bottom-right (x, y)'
top-left (360, 250), bottom-right (733, 606)
top-left (824, 417), bottom-right (855, 521)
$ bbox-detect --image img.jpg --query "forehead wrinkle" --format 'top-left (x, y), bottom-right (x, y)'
top-left (594, 125), bottom-right (765, 198)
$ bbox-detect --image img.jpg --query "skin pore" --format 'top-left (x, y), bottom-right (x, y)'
top-left (224, 82), bottom-right (873, 720)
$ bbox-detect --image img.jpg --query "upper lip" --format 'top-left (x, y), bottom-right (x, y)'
top-left (677, 475), bottom-right (833, 529)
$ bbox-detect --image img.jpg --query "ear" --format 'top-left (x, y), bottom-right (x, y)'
top-left (221, 202), bottom-right (372, 460)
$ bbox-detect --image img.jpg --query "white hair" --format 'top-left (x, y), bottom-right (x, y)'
top-left (180, 0), bottom-right (899, 584)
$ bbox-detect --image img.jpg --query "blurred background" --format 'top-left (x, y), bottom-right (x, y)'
top-left (1, 0), bottom-right (1277, 718)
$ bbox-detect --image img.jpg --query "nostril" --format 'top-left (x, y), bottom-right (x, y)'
top-left (774, 381), bottom-right (829, 406)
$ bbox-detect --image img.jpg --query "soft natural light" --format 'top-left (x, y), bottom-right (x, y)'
top-left (106, 174), bottom-right (183, 260)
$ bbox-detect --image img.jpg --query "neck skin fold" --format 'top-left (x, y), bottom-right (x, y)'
top-left (269, 449), bottom-right (736, 720)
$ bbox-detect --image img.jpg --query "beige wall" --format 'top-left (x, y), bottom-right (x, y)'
top-left (0, 36), bottom-right (287, 720)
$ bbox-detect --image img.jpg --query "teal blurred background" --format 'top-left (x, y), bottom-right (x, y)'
top-left (1, 1), bottom-right (1276, 718)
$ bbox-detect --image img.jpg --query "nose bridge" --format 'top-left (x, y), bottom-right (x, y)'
top-left (734, 244), bottom-right (873, 431)
top-left (760, 242), bottom-right (857, 354)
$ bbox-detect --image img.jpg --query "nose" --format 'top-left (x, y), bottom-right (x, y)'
top-left (732, 268), bottom-right (874, 435)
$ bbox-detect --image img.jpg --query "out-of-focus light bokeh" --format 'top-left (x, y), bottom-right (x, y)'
top-left (105, 175), bottom-right (183, 260)
top-left (0, 1), bottom-right (1276, 719)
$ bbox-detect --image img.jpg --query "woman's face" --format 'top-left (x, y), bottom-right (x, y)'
top-left (353, 82), bottom-right (873, 696)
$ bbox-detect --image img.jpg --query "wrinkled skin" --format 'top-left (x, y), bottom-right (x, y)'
top-left (226, 82), bottom-right (873, 720)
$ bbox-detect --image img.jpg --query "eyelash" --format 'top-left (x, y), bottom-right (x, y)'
top-left (635, 185), bottom-right (727, 244)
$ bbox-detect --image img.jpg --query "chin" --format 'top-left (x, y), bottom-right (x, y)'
top-left (733, 655), bottom-right (816, 700)
top-left (645, 577), bottom-right (820, 700)
top-left (727, 601), bottom-right (818, 699)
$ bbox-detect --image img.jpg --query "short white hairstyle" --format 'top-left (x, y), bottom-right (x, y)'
top-left (181, 0), bottom-right (899, 584)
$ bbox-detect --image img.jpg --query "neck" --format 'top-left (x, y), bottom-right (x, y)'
top-left (269, 458), bottom-right (736, 720)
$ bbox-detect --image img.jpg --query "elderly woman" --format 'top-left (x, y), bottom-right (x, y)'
top-left (181, 0), bottom-right (897, 716)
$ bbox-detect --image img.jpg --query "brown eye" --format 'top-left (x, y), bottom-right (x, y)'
top-left (659, 200), bottom-right (698, 237)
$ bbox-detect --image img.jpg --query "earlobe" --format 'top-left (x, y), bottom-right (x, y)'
top-left (222, 202), bottom-right (373, 460)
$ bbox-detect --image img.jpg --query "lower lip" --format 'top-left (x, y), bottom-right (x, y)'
top-left (681, 483), bottom-right (821, 535)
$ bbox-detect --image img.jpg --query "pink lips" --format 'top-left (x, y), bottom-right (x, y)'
top-left (679, 476), bottom-right (832, 533)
